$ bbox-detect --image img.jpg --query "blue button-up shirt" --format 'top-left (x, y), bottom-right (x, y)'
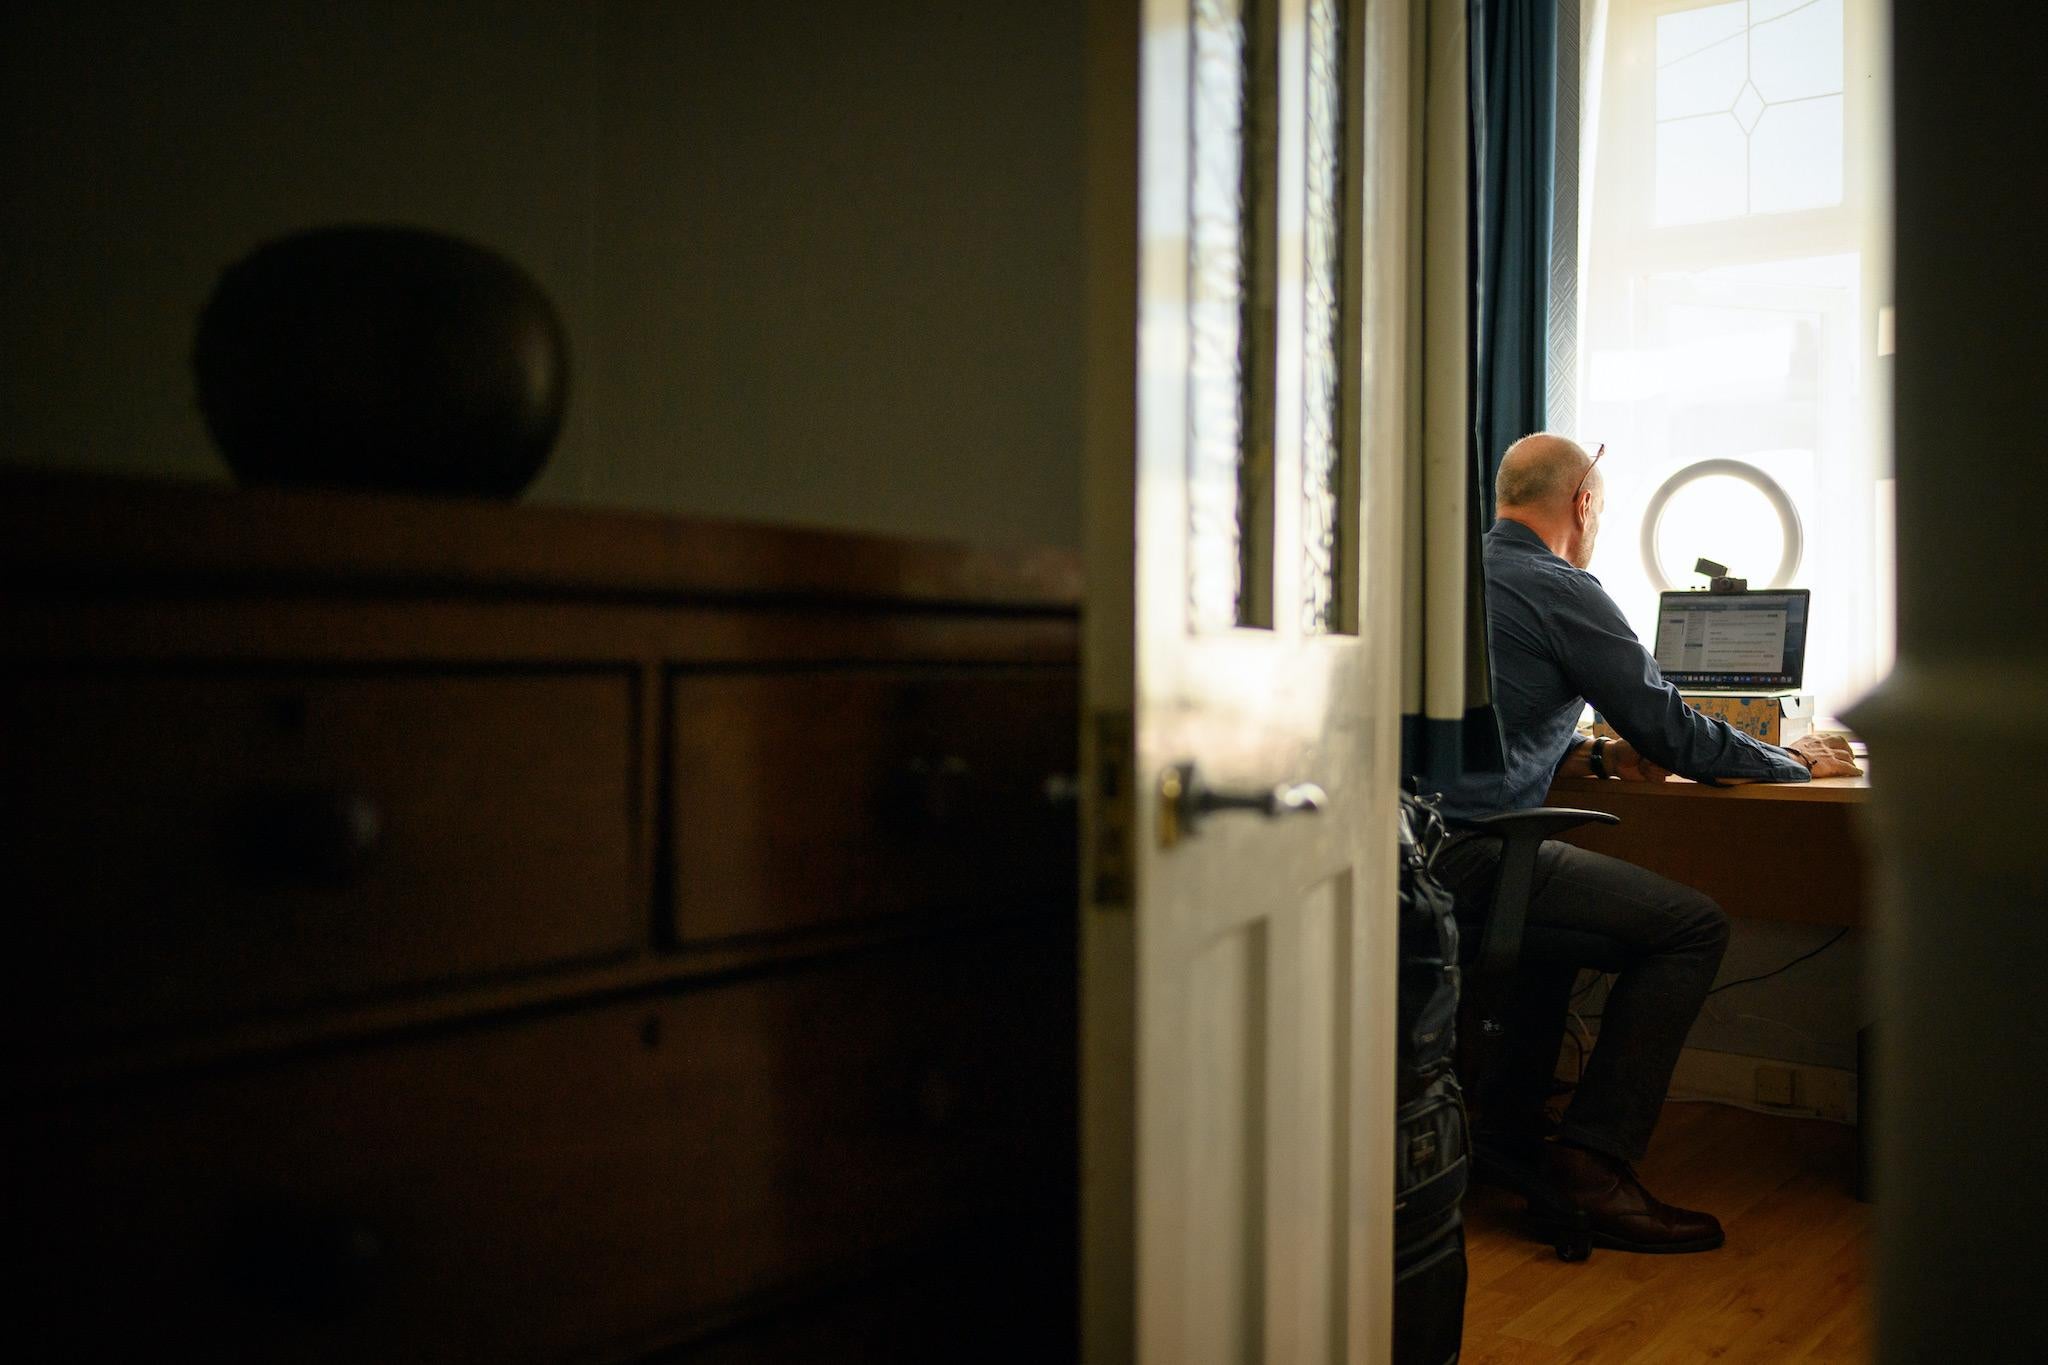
top-left (1441, 519), bottom-right (1809, 819)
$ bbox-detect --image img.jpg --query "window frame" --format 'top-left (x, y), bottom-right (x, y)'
top-left (1576, 0), bottom-right (1892, 710)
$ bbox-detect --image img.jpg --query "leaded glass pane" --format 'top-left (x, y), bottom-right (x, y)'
top-left (1655, 13), bottom-right (1746, 119)
top-left (1655, 3), bottom-right (1746, 73)
top-left (1751, 95), bottom-right (1844, 213)
top-left (1732, 83), bottom-right (1766, 134)
top-left (1187, 0), bottom-right (1250, 633)
top-left (1300, 0), bottom-right (1344, 635)
top-left (1750, 0), bottom-right (1844, 101)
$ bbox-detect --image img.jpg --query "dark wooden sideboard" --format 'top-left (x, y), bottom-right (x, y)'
top-left (0, 474), bottom-right (1083, 1363)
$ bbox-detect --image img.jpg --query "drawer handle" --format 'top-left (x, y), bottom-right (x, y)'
top-left (886, 754), bottom-right (973, 832)
top-left (226, 1204), bottom-right (384, 1321)
top-left (227, 786), bottom-right (383, 888)
top-left (918, 1065), bottom-right (958, 1129)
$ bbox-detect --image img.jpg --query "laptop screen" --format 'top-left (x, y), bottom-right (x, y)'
top-left (1651, 589), bottom-right (1810, 691)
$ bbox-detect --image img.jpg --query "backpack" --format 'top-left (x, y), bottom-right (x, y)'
top-left (1397, 789), bottom-right (1461, 1103)
top-left (1394, 788), bottom-right (1470, 1365)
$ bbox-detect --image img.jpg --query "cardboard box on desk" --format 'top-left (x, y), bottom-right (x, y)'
top-left (1591, 692), bottom-right (1815, 747)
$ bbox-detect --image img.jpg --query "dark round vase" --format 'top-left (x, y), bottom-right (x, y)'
top-left (194, 225), bottom-right (570, 498)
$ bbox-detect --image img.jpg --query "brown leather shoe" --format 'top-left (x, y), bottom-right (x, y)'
top-left (1540, 1142), bottom-right (1725, 1254)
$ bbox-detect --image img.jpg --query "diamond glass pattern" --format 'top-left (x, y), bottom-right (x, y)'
top-left (1653, 0), bottom-right (1846, 225)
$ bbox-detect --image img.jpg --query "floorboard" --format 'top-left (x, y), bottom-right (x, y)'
top-left (1460, 1102), bottom-right (1869, 1363)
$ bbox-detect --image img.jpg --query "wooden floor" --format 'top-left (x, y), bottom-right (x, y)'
top-left (1461, 1101), bottom-right (1869, 1363)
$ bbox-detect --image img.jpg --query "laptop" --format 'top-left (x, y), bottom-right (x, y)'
top-left (1651, 588), bottom-right (1810, 692)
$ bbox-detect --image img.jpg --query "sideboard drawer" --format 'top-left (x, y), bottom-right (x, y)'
top-left (666, 668), bottom-right (1077, 942)
top-left (10, 928), bottom-right (1074, 1364)
top-left (2, 669), bottom-right (640, 1041)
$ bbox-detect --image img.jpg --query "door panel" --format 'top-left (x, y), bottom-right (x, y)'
top-left (1264, 876), bottom-right (1351, 1363)
top-left (1184, 923), bottom-right (1267, 1362)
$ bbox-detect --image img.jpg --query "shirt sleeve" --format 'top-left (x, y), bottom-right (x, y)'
top-left (1548, 572), bottom-right (1810, 785)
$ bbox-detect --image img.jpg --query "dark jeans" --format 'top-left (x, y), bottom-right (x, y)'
top-left (1433, 835), bottom-right (1730, 1163)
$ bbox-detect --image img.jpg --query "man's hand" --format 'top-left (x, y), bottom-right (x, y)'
top-left (1607, 739), bottom-right (1671, 783)
top-left (1787, 733), bottom-right (1863, 778)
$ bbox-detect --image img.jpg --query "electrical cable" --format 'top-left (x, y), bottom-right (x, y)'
top-left (1579, 926), bottom-right (1851, 1022)
top-left (1724, 1011), bottom-right (1824, 1046)
top-left (1570, 969), bottom-right (1605, 1003)
top-left (1704, 926), bottom-right (1851, 997)
top-left (1567, 1008), bottom-right (1592, 1084)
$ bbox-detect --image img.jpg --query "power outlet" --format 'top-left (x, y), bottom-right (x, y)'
top-left (1754, 1064), bottom-right (1800, 1108)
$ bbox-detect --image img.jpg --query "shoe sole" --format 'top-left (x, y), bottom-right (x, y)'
top-left (1587, 1228), bottom-right (1725, 1254)
top-left (1530, 1213), bottom-right (1723, 1256)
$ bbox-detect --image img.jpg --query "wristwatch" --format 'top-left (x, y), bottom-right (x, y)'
top-left (1589, 736), bottom-right (1611, 779)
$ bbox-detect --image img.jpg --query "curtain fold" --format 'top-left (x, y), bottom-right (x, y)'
top-left (1402, 0), bottom-right (1559, 792)
top-left (1470, 0), bottom-right (1558, 523)
top-left (1401, 0), bottom-right (1506, 791)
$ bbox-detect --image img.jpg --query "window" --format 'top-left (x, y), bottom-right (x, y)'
top-left (1569, 0), bottom-right (1890, 715)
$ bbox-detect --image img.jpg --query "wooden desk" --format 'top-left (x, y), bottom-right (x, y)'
top-left (1542, 770), bottom-right (1872, 927)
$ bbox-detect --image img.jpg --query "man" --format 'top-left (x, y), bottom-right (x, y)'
top-left (1437, 432), bottom-right (1860, 1254)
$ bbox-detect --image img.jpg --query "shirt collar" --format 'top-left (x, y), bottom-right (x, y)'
top-left (1490, 517), bottom-right (1606, 587)
top-left (1488, 518), bottom-right (1554, 556)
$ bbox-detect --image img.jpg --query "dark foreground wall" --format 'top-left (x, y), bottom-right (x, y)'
top-left (1851, 2), bottom-right (2048, 1359)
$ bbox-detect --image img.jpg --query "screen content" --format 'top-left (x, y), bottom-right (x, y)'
top-left (1653, 591), bottom-right (1808, 689)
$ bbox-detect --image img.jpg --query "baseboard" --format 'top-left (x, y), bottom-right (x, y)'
top-left (1560, 1040), bottom-right (1859, 1125)
top-left (1666, 1045), bottom-right (1858, 1124)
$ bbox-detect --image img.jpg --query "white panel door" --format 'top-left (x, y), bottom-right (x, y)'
top-left (1081, 0), bottom-right (1415, 1361)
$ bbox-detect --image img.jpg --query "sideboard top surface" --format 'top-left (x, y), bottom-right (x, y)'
top-left (0, 470), bottom-right (1084, 612)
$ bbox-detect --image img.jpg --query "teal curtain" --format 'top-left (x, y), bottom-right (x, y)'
top-left (1470, 0), bottom-right (1558, 523)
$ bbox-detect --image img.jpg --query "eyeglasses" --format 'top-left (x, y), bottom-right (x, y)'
top-left (1572, 444), bottom-right (1605, 502)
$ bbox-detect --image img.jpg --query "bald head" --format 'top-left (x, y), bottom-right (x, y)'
top-left (1496, 433), bottom-right (1597, 511)
top-left (1495, 432), bottom-right (1604, 569)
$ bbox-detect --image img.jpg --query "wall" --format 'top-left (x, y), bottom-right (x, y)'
top-left (1678, 919), bottom-right (1859, 1072)
top-left (0, 0), bottom-right (1086, 550)
top-left (1574, 919), bottom-right (1863, 1093)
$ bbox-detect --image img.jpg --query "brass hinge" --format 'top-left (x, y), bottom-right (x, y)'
top-left (1088, 709), bottom-right (1134, 908)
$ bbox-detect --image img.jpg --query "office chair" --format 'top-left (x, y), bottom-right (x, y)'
top-left (1445, 805), bottom-right (1619, 1262)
